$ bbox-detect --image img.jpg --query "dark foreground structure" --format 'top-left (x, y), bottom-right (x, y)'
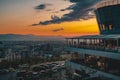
top-left (65, 0), bottom-right (120, 80)
top-left (95, 1), bottom-right (120, 35)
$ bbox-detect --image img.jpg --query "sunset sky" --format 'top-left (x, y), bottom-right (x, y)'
top-left (0, 0), bottom-right (102, 37)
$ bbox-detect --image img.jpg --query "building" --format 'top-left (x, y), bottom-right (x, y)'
top-left (5, 49), bottom-right (21, 62)
top-left (65, 0), bottom-right (120, 80)
top-left (95, 0), bottom-right (120, 35)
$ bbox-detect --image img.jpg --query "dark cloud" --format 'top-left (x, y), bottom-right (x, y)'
top-left (35, 4), bottom-right (46, 10)
top-left (52, 28), bottom-right (64, 32)
top-left (32, 24), bottom-right (39, 26)
top-left (33, 0), bottom-right (102, 25)
top-left (60, 9), bottom-right (66, 11)
top-left (69, 0), bottom-right (80, 3)
top-left (35, 15), bottom-right (61, 25)
top-left (35, 3), bottom-right (52, 10)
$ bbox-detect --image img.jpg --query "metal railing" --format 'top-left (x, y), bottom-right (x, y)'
top-left (67, 44), bottom-right (120, 53)
top-left (95, 0), bottom-right (120, 9)
top-left (69, 59), bottom-right (120, 76)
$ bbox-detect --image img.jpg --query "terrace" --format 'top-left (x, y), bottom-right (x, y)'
top-left (95, 0), bottom-right (120, 9)
top-left (70, 51), bottom-right (120, 76)
top-left (66, 35), bottom-right (120, 53)
top-left (66, 59), bottom-right (120, 80)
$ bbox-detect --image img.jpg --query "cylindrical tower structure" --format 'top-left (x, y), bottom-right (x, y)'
top-left (95, 0), bottom-right (120, 34)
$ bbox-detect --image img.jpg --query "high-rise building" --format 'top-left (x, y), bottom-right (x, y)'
top-left (65, 0), bottom-right (120, 80)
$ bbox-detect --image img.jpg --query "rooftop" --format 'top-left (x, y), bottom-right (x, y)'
top-left (67, 35), bottom-right (120, 39)
top-left (95, 0), bottom-right (120, 9)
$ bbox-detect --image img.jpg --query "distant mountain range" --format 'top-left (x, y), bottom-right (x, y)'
top-left (0, 34), bottom-right (65, 41)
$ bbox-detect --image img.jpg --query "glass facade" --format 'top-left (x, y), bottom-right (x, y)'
top-left (95, 4), bottom-right (120, 34)
top-left (67, 38), bottom-right (120, 53)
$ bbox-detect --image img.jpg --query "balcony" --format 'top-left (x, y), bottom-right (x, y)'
top-left (95, 0), bottom-right (120, 9)
top-left (65, 60), bottom-right (120, 80)
top-left (66, 35), bottom-right (120, 54)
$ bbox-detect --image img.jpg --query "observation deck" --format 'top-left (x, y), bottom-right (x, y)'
top-left (95, 0), bottom-right (120, 9)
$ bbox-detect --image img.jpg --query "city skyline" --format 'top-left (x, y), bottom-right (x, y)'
top-left (0, 0), bottom-right (102, 37)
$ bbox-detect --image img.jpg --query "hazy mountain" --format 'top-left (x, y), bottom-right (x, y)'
top-left (0, 34), bottom-right (65, 41)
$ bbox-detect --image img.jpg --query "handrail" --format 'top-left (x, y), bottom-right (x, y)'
top-left (95, 0), bottom-right (120, 9)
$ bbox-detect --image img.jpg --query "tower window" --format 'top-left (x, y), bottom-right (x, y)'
top-left (100, 24), bottom-right (102, 30)
top-left (100, 24), bottom-right (105, 31)
top-left (102, 24), bottom-right (105, 30)
top-left (109, 25), bottom-right (112, 30)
